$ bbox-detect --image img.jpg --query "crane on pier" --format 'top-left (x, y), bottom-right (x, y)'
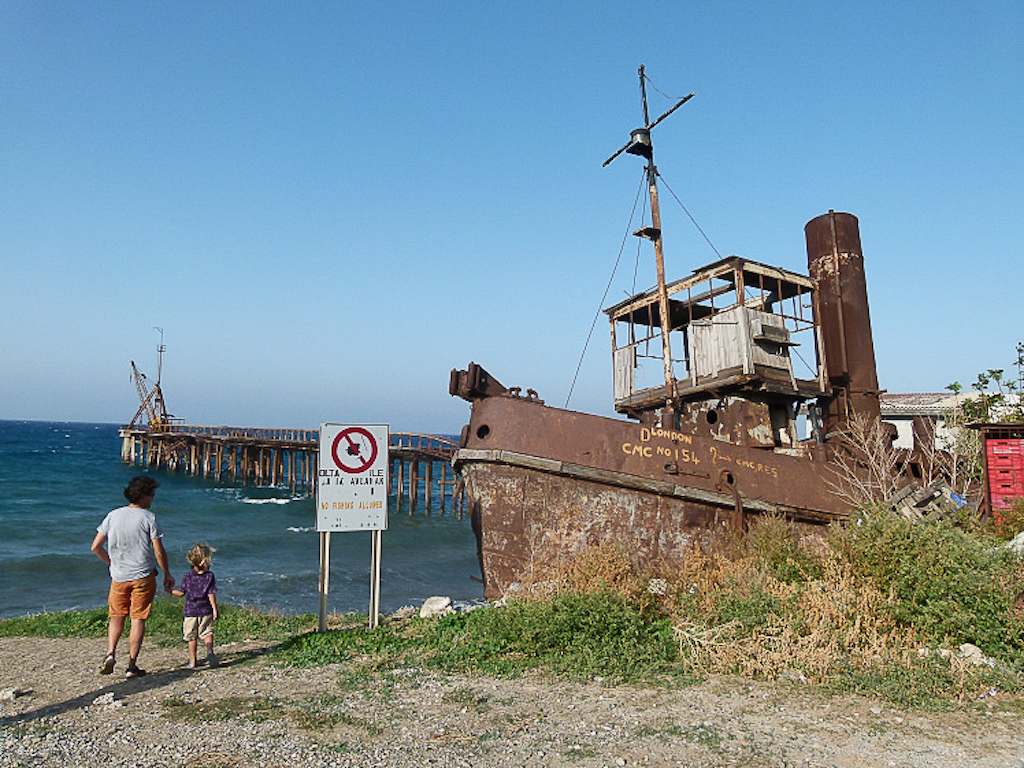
top-left (128, 329), bottom-right (173, 430)
top-left (128, 361), bottom-right (171, 430)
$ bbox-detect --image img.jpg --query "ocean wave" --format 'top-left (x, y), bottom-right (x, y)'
top-left (286, 526), bottom-right (314, 533)
top-left (240, 497), bottom-right (294, 505)
top-left (246, 570), bottom-right (316, 581)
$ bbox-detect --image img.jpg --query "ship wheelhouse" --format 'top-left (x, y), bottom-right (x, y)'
top-left (606, 256), bottom-right (830, 450)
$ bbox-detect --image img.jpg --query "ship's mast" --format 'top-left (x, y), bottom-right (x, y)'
top-left (604, 66), bottom-right (694, 419)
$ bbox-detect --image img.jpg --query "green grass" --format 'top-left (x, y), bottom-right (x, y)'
top-left (272, 620), bottom-right (420, 668)
top-left (423, 590), bottom-right (687, 683)
top-left (269, 593), bottom-right (686, 684)
top-left (0, 605), bottom-right (110, 638)
top-left (0, 596), bottom-right (317, 644)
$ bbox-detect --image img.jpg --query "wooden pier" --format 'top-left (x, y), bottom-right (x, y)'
top-left (119, 424), bottom-right (464, 514)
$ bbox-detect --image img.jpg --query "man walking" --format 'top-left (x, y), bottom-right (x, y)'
top-left (91, 475), bottom-right (175, 678)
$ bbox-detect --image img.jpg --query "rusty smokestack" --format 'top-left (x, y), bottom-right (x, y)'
top-left (805, 211), bottom-right (881, 436)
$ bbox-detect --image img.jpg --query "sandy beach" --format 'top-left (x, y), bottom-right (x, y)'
top-left (2, 635), bottom-right (1023, 767)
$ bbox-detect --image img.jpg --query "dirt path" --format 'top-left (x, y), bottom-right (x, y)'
top-left (1, 636), bottom-right (1023, 767)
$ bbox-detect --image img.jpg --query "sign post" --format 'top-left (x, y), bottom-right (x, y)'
top-left (316, 423), bottom-right (389, 630)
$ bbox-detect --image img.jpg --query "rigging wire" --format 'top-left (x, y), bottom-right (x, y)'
top-left (657, 172), bottom-right (723, 260)
top-left (564, 171), bottom-right (647, 409)
top-left (642, 71), bottom-right (691, 104)
top-left (631, 169), bottom-right (650, 298)
top-left (791, 345), bottom-right (817, 379)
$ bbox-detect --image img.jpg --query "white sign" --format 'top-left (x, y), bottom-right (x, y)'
top-left (316, 423), bottom-right (389, 532)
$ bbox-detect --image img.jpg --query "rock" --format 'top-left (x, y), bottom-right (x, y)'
top-left (1005, 530), bottom-right (1024, 554)
top-left (420, 596), bottom-right (454, 619)
top-left (92, 692), bottom-right (117, 706)
top-left (0, 687), bottom-right (30, 701)
top-left (390, 605), bottom-right (417, 620)
top-left (958, 643), bottom-right (994, 667)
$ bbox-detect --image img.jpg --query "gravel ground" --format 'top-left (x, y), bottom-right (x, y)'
top-left (2, 636), bottom-right (1024, 767)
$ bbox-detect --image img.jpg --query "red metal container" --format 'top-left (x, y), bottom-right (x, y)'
top-left (990, 468), bottom-right (1024, 486)
top-left (987, 452), bottom-right (1023, 469)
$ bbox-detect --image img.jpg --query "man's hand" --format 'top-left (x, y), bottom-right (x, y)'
top-left (163, 573), bottom-right (176, 593)
top-left (91, 533), bottom-right (110, 566)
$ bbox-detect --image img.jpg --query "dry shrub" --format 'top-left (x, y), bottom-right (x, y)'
top-left (826, 413), bottom-right (909, 506)
top-left (671, 543), bottom-right (921, 681)
top-left (514, 539), bottom-right (666, 606)
top-left (560, 543), bottom-right (647, 596)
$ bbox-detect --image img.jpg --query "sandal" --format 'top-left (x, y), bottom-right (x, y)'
top-left (99, 654), bottom-right (116, 675)
top-left (125, 666), bottom-right (148, 679)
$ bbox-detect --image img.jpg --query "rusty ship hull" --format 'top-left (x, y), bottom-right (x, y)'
top-left (453, 392), bottom-right (849, 599)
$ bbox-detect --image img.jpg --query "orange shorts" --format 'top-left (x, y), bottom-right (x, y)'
top-left (108, 574), bottom-right (157, 620)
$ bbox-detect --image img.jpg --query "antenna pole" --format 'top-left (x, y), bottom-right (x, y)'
top-left (639, 65), bottom-right (651, 125)
top-left (604, 67), bottom-right (694, 421)
top-left (648, 159), bottom-right (676, 412)
top-left (638, 66), bottom-right (676, 414)
top-left (154, 327), bottom-right (165, 386)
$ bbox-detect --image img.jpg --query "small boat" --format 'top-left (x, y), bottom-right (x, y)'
top-left (450, 68), bottom-right (907, 599)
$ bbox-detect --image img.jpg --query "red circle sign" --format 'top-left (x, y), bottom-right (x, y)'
top-left (331, 427), bottom-right (378, 474)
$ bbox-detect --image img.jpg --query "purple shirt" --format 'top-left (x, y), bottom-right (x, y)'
top-left (179, 569), bottom-right (217, 617)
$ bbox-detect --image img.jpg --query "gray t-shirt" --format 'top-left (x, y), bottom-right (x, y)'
top-left (97, 505), bottom-right (163, 583)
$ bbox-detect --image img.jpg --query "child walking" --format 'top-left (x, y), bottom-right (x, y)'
top-left (171, 543), bottom-right (219, 669)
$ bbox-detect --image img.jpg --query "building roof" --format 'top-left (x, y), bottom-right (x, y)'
top-left (880, 392), bottom-right (968, 416)
top-left (881, 391), bottom-right (1021, 417)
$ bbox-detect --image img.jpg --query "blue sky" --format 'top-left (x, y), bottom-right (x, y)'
top-left (2, 2), bottom-right (1021, 433)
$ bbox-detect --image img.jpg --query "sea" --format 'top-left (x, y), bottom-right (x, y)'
top-left (0, 420), bottom-right (483, 619)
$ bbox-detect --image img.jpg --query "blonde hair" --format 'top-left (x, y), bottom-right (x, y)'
top-left (186, 542), bottom-right (214, 571)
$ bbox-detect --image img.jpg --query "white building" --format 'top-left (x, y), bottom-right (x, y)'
top-left (880, 392), bottom-right (1021, 451)
top-left (880, 392), bottom-right (965, 451)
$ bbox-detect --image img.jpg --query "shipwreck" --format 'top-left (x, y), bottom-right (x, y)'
top-left (450, 69), bottom-right (914, 598)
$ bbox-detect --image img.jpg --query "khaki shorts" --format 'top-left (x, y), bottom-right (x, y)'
top-left (108, 574), bottom-right (157, 620)
top-left (183, 615), bottom-right (215, 641)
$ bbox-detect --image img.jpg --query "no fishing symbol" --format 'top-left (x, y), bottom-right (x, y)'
top-left (331, 427), bottom-right (378, 474)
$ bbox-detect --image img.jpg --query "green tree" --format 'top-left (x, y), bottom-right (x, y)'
top-left (942, 343), bottom-right (1024, 498)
